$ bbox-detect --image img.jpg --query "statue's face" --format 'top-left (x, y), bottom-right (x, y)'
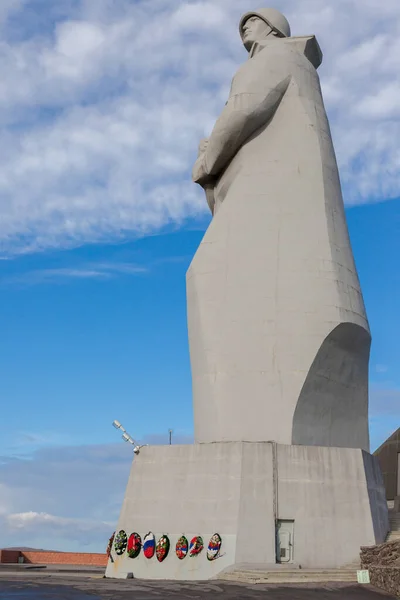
top-left (242, 15), bottom-right (273, 51)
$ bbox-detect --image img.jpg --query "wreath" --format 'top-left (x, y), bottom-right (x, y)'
top-left (175, 535), bottom-right (188, 560)
top-left (127, 532), bottom-right (142, 558)
top-left (207, 533), bottom-right (222, 561)
top-left (143, 532), bottom-right (156, 558)
top-left (156, 535), bottom-right (170, 562)
top-left (189, 536), bottom-right (204, 557)
top-left (114, 530), bottom-right (128, 555)
top-left (106, 532), bottom-right (115, 560)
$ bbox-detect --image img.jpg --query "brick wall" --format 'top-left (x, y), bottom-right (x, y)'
top-left (0, 550), bottom-right (20, 564)
top-left (0, 550), bottom-right (107, 567)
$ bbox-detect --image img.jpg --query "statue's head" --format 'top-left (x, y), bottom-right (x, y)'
top-left (239, 8), bottom-right (291, 51)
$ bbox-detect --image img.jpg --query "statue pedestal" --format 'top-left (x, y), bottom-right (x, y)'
top-left (106, 442), bottom-right (388, 580)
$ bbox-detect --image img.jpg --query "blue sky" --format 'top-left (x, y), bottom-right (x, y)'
top-left (0, 0), bottom-right (399, 552)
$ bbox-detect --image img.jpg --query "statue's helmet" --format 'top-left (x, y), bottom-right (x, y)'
top-left (239, 7), bottom-right (291, 40)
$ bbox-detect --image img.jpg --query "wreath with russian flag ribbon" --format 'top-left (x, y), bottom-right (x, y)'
top-left (207, 533), bottom-right (222, 561)
top-left (143, 532), bottom-right (156, 558)
top-left (189, 536), bottom-right (204, 557)
top-left (175, 535), bottom-right (188, 560)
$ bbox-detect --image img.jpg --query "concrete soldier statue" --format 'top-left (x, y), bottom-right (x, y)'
top-left (189, 8), bottom-right (371, 451)
top-left (107, 10), bottom-right (388, 581)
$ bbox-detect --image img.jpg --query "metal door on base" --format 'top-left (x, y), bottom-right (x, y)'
top-left (276, 520), bottom-right (294, 563)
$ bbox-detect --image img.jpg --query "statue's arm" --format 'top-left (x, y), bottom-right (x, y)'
top-left (193, 76), bottom-right (291, 185)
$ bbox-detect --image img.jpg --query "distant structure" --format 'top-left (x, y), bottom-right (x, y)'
top-left (374, 428), bottom-right (400, 502)
top-left (107, 8), bottom-right (388, 581)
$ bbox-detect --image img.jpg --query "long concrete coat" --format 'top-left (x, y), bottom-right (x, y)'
top-left (189, 36), bottom-right (371, 451)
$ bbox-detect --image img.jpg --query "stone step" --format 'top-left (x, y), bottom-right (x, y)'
top-left (219, 576), bottom-right (358, 584)
top-left (218, 569), bottom-right (358, 584)
top-left (230, 571), bottom-right (359, 577)
top-left (386, 532), bottom-right (400, 541)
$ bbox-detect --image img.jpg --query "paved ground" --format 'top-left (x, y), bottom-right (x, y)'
top-left (0, 574), bottom-right (396, 600)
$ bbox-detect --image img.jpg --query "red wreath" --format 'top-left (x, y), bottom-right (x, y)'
top-left (127, 533), bottom-right (142, 559)
top-left (106, 532), bottom-right (115, 561)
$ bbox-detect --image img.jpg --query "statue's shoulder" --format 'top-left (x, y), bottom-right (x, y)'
top-left (285, 35), bottom-right (323, 69)
top-left (253, 35), bottom-right (323, 70)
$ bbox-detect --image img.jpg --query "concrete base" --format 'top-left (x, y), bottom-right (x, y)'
top-left (106, 442), bottom-right (389, 581)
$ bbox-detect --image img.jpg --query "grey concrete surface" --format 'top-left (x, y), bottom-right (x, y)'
top-left (363, 451), bottom-right (391, 541)
top-left (188, 8), bottom-right (371, 450)
top-left (106, 443), bottom-right (388, 579)
top-left (0, 574), bottom-right (397, 600)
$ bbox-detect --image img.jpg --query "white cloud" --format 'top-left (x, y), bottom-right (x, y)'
top-left (6, 511), bottom-right (113, 534)
top-left (172, 3), bottom-right (227, 29)
top-left (0, 444), bottom-right (131, 550)
top-left (1, 261), bottom-right (147, 285)
top-left (0, 0), bottom-right (399, 256)
top-left (356, 82), bottom-right (400, 119)
top-left (0, 433), bottom-right (193, 551)
top-left (55, 21), bottom-right (106, 60)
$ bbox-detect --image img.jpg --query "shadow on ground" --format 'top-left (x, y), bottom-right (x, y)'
top-left (0, 577), bottom-right (396, 600)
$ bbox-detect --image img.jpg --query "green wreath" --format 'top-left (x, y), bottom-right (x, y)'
top-left (114, 530), bottom-right (128, 555)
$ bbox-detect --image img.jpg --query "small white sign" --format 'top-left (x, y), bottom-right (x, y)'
top-left (357, 570), bottom-right (370, 584)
